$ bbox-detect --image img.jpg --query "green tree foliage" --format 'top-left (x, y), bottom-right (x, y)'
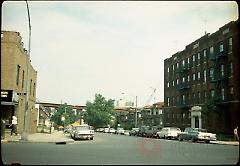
top-left (83, 94), bottom-right (115, 128)
top-left (50, 103), bottom-right (77, 126)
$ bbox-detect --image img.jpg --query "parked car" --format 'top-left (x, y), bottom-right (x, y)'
top-left (116, 128), bottom-right (125, 135)
top-left (104, 128), bottom-right (110, 133)
top-left (156, 127), bottom-right (181, 139)
top-left (109, 128), bottom-right (116, 134)
top-left (71, 125), bottom-right (94, 140)
top-left (177, 127), bottom-right (217, 143)
top-left (145, 126), bottom-right (162, 138)
top-left (137, 126), bottom-right (151, 137)
top-left (129, 128), bottom-right (139, 136)
top-left (99, 128), bottom-right (104, 132)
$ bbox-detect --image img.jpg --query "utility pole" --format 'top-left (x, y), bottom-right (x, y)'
top-left (22, 0), bottom-right (31, 140)
top-left (135, 96), bottom-right (138, 128)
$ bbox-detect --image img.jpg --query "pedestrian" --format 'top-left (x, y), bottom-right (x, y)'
top-left (234, 126), bottom-right (239, 141)
top-left (9, 116), bottom-right (18, 136)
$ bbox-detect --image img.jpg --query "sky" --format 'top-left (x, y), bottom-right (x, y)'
top-left (1, 1), bottom-right (238, 107)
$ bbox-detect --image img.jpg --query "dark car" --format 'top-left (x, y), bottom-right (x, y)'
top-left (137, 126), bottom-right (151, 137)
top-left (129, 128), bottom-right (139, 136)
top-left (145, 126), bottom-right (162, 138)
top-left (177, 127), bottom-right (217, 143)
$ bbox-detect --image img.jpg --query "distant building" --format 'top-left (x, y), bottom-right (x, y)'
top-left (1, 31), bottom-right (38, 134)
top-left (164, 19), bottom-right (239, 134)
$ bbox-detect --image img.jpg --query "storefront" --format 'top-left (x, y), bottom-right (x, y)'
top-left (1, 90), bottom-right (19, 127)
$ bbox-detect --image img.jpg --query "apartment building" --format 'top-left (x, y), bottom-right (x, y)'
top-left (164, 19), bottom-right (239, 134)
top-left (1, 31), bottom-right (38, 134)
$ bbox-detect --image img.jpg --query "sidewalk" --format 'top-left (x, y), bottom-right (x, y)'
top-left (1, 130), bottom-right (74, 144)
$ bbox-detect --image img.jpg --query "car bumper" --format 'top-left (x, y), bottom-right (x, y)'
top-left (75, 134), bottom-right (94, 139)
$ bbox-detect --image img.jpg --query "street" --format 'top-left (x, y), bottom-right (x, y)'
top-left (1, 132), bottom-right (239, 165)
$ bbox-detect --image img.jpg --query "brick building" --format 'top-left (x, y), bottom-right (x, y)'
top-left (164, 19), bottom-right (239, 134)
top-left (1, 31), bottom-right (38, 134)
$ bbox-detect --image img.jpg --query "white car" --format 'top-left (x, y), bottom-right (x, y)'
top-left (156, 127), bottom-right (181, 139)
top-left (104, 128), bottom-right (110, 133)
top-left (71, 125), bottom-right (94, 140)
top-left (116, 128), bottom-right (125, 135)
top-left (109, 128), bottom-right (116, 134)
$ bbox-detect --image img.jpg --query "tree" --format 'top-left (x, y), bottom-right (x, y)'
top-left (83, 94), bottom-right (115, 128)
top-left (50, 103), bottom-right (77, 126)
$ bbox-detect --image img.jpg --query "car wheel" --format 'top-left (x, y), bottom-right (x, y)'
top-left (205, 140), bottom-right (210, 143)
top-left (178, 136), bottom-right (183, 141)
top-left (191, 137), bottom-right (196, 142)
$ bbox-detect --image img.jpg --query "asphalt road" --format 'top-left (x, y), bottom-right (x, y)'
top-left (1, 132), bottom-right (239, 165)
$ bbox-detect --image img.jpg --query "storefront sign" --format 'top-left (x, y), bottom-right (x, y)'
top-left (1, 90), bottom-right (19, 103)
top-left (1, 90), bottom-right (13, 102)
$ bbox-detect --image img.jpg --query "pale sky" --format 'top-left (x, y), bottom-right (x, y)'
top-left (1, 1), bottom-right (238, 107)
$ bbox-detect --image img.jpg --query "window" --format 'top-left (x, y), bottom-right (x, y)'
top-left (197, 52), bottom-right (200, 65)
top-left (192, 73), bottom-right (195, 81)
top-left (182, 77), bottom-right (185, 83)
top-left (204, 91), bottom-right (207, 102)
top-left (221, 88), bottom-right (225, 101)
top-left (203, 49), bottom-right (207, 62)
top-left (167, 97), bottom-right (170, 106)
top-left (220, 64), bottom-right (224, 78)
top-left (22, 70), bottom-right (25, 89)
top-left (172, 97), bottom-right (175, 105)
top-left (210, 46), bottom-right (214, 55)
top-left (203, 70), bottom-right (207, 83)
top-left (177, 79), bottom-right (179, 85)
top-left (192, 55), bottom-right (195, 65)
top-left (183, 113), bottom-right (185, 119)
top-left (210, 68), bottom-right (215, 80)
top-left (210, 89), bottom-right (215, 98)
top-left (167, 67), bottom-right (169, 73)
top-left (173, 64), bottom-right (175, 71)
top-left (198, 91), bottom-right (200, 104)
top-left (172, 80), bottom-right (175, 87)
top-left (228, 37), bottom-right (232, 53)
top-left (229, 62), bottom-right (233, 77)
top-left (182, 95), bottom-right (185, 104)
top-left (167, 82), bottom-right (170, 88)
top-left (230, 87), bottom-right (234, 95)
top-left (182, 60), bottom-right (185, 67)
top-left (30, 79), bottom-right (32, 96)
top-left (187, 58), bottom-right (190, 64)
top-left (219, 42), bottom-right (224, 53)
top-left (197, 71), bottom-right (201, 80)
top-left (33, 83), bottom-right (36, 97)
top-left (187, 75), bottom-right (190, 82)
top-left (177, 63), bottom-right (179, 69)
top-left (16, 65), bottom-right (20, 85)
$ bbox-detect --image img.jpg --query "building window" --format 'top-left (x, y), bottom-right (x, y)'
top-left (172, 97), bottom-right (175, 105)
top-left (229, 62), bottom-right (233, 77)
top-left (177, 79), bottom-right (179, 85)
top-left (192, 55), bottom-right (195, 65)
top-left (183, 113), bottom-right (185, 119)
top-left (22, 70), bottom-right (25, 89)
top-left (221, 88), bottom-right (225, 101)
top-left (33, 83), bottom-right (36, 97)
top-left (210, 46), bottom-right (214, 56)
top-left (182, 60), bottom-right (185, 67)
top-left (210, 68), bottom-right (215, 80)
top-left (177, 63), bottom-right (179, 69)
top-left (197, 71), bottom-right (201, 80)
top-left (173, 64), bottom-right (175, 71)
top-left (198, 91), bottom-right (201, 104)
top-left (219, 42), bottom-right (224, 53)
top-left (230, 87), bottom-right (234, 95)
top-left (182, 77), bottom-right (185, 83)
top-left (187, 75), bottom-right (190, 82)
top-left (182, 94), bottom-right (185, 104)
top-left (30, 79), bottom-right (32, 96)
top-left (187, 58), bottom-right (190, 65)
top-left (197, 52), bottom-right (200, 65)
top-left (172, 80), bottom-right (175, 87)
top-left (167, 97), bottom-right (170, 107)
top-left (16, 65), bottom-right (20, 85)
top-left (220, 64), bottom-right (224, 78)
top-left (228, 37), bottom-right (232, 53)
top-left (192, 73), bottom-right (195, 81)
top-left (167, 67), bottom-right (170, 73)
top-left (203, 70), bottom-right (206, 83)
top-left (210, 89), bottom-right (215, 98)
top-left (204, 91), bottom-right (207, 102)
top-left (203, 49), bottom-right (207, 62)
top-left (167, 82), bottom-right (170, 88)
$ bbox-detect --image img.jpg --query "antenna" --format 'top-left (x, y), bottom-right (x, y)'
top-left (203, 19), bottom-right (208, 35)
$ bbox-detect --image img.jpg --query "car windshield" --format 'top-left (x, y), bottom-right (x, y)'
top-left (76, 126), bottom-right (90, 130)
